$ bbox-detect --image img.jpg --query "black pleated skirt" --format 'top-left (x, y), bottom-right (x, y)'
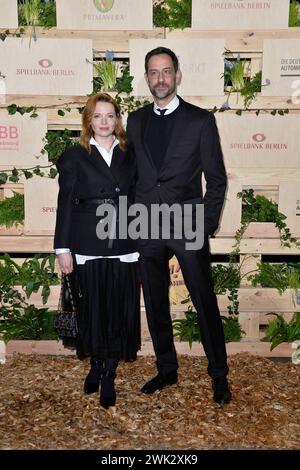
top-left (75, 258), bottom-right (141, 361)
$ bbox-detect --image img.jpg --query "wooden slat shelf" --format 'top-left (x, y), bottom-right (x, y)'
top-left (0, 27), bottom-right (165, 54)
top-left (1, 28), bottom-right (299, 53)
top-left (1, 236), bottom-right (300, 254)
top-left (27, 286), bottom-right (300, 314)
top-left (166, 29), bottom-right (300, 52)
top-left (4, 339), bottom-right (295, 357)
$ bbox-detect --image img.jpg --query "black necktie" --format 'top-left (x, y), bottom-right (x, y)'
top-left (157, 108), bottom-right (167, 116)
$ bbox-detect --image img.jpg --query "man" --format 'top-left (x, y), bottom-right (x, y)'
top-left (126, 47), bottom-right (231, 405)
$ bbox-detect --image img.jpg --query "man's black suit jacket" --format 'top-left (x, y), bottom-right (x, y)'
top-left (126, 96), bottom-right (227, 238)
top-left (54, 144), bottom-right (137, 256)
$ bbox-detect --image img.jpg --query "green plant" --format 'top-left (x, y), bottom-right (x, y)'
top-left (0, 291), bottom-right (57, 342)
top-left (18, 0), bottom-right (56, 28)
top-left (42, 129), bottom-right (80, 165)
top-left (0, 253), bottom-right (59, 304)
top-left (173, 306), bottom-right (201, 348)
top-left (0, 192), bottom-right (24, 227)
top-left (265, 312), bottom-right (300, 350)
top-left (249, 262), bottom-right (300, 295)
top-left (223, 53), bottom-right (247, 92)
top-left (212, 262), bottom-right (241, 314)
top-left (289, 0), bottom-right (300, 27)
top-left (240, 71), bottom-right (266, 109)
top-left (172, 306), bottom-right (244, 348)
top-left (153, 0), bottom-right (191, 29)
top-left (7, 104), bottom-right (38, 118)
top-left (91, 50), bottom-right (119, 92)
top-left (222, 52), bottom-right (270, 109)
top-left (234, 189), bottom-right (299, 249)
top-left (115, 64), bottom-right (134, 94)
top-left (221, 316), bottom-right (245, 343)
top-left (38, 0), bottom-right (56, 27)
top-left (116, 94), bottom-right (150, 115)
top-left (18, 0), bottom-right (41, 43)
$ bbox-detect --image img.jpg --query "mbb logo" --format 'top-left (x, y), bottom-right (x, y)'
top-left (0, 126), bottom-right (19, 139)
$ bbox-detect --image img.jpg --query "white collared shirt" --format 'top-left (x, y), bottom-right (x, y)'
top-left (56, 137), bottom-right (139, 264)
top-left (90, 136), bottom-right (119, 167)
top-left (153, 95), bottom-right (180, 116)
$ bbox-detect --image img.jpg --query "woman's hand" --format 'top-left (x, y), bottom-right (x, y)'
top-left (57, 253), bottom-right (73, 274)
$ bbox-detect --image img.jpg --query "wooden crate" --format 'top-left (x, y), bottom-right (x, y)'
top-left (217, 168), bottom-right (300, 238)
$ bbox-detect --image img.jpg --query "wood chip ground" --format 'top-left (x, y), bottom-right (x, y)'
top-left (0, 353), bottom-right (299, 450)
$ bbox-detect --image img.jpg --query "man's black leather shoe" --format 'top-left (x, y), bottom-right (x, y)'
top-left (141, 371), bottom-right (178, 394)
top-left (212, 377), bottom-right (232, 405)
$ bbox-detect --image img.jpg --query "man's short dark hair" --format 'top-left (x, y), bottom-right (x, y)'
top-left (145, 47), bottom-right (179, 73)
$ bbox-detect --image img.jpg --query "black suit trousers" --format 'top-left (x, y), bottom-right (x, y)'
top-left (140, 238), bottom-right (229, 379)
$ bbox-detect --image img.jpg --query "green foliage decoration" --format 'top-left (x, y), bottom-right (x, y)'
top-left (0, 192), bottom-right (24, 228)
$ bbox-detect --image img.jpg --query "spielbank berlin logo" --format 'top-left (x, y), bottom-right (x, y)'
top-left (93, 0), bottom-right (114, 13)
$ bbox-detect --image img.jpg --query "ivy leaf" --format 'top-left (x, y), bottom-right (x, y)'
top-left (271, 110), bottom-right (277, 116)
top-left (12, 168), bottom-right (19, 177)
top-left (49, 167), bottom-right (58, 179)
top-left (23, 170), bottom-right (33, 180)
top-left (8, 175), bottom-right (19, 183)
top-left (30, 112), bottom-right (38, 118)
top-left (236, 109), bottom-right (242, 116)
top-left (0, 173), bottom-right (8, 184)
top-left (33, 167), bottom-right (42, 176)
top-left (7, 104), bottom-right (17, 115)
top-left (57, 109), bottom-right (65, 116)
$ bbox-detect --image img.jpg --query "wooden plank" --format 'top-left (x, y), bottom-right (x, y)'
top-left (239, 311), bottom-right (260, 340)
top-left (0, 27), bottom-right (165, 53)
top-left (4, 339), bottom-right (294, 357)
top-left (172, 289), bottom-right (300, 315)
top-left (211, 238), bottom-right (300, 255)
top-left (1, 236), bottom-right (300, 254)
top-left (140, 339), bottom-right (294, 357)
top-left (259, 312), bottom-right (294, 324)
top-left (184, 95), bottom-right (300, 110)
top-left (18, 283), bottom-right (300, 315)
top-left (1, 94), bottom-right (300, 113)
top-left (240, 254), bottom-right (261, 287)
top-left (166, 29), bottom-right (300, 53)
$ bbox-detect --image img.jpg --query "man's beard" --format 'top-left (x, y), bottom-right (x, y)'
top-left (149, 81), bottom-right (176, 99)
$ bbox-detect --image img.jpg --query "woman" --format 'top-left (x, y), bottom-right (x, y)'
top-left (54, 93), bottom-right (140, 409)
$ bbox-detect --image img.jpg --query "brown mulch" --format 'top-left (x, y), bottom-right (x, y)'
top-left (0, 353), bottom-right (299, 450)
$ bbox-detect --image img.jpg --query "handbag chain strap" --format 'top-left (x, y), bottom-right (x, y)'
top-left (63, 274), bottom-right (76, 313)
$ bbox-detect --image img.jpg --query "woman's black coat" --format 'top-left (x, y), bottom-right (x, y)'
top-left (54, 144), bottom-right (137, 256)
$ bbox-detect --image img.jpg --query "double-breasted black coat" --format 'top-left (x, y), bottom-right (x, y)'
top-left (54, 144), bottom-right (137, 256)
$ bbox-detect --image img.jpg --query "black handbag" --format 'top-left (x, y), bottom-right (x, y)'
top-left (54, 273), bottom-right (79, 340)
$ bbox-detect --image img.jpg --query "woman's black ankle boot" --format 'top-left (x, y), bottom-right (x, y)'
top-left (84, 359), bottom-right (103, 394)
top-left (100, 371), bottom-right (116, 408)
top-left (100, 359), bottom-right (118, 408)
